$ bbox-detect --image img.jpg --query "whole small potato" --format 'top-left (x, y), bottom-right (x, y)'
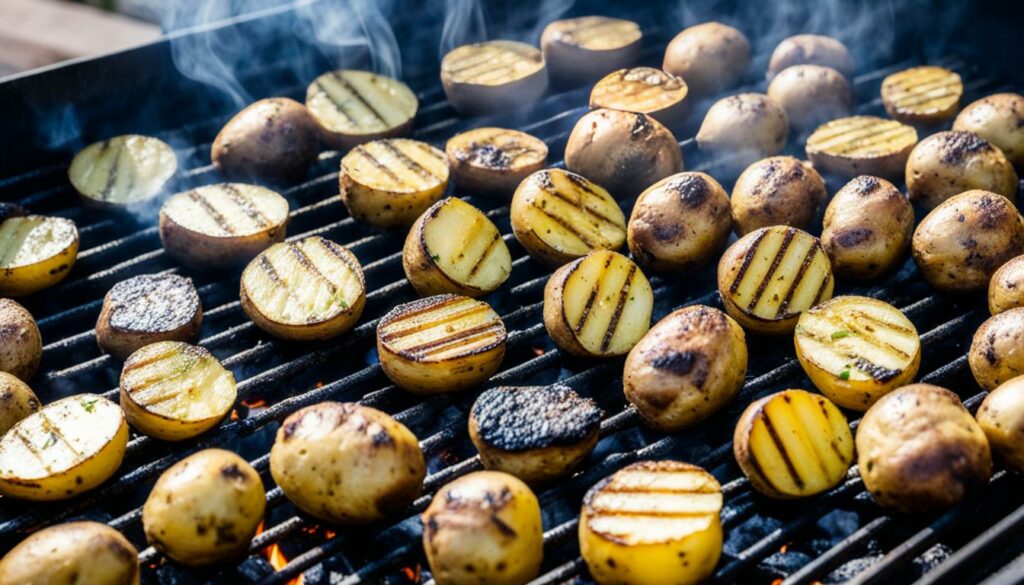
top-left (969, 308), bottom-right (1024, 391)
top-left (912, 190), bottom-right (1024, 293)
top-left (906, 131), bottom-right (1018, 209)
top-left (989, 255), bottom-right (1024, 314)
top-left (976, 375), bottom-right (1024, 470)
top-left (767, 64), bottom-right (852, 132)
top-left (856, 384), bottom-right (991, 514)
top-left (0, 372), bottom-right (39, 436)
top-left (143, 449), bottom-right (265, 567)
top-left (212, 97), bottom-right (321, 183)
top-left (565, 108), bottom-right (682, 196)
top-left (0, 521), bottom-right (138, 585)
top-left (822, 175), bottom-right (914, 280)
top-left (662, 22), bottom-right (750, 94)
top-left (730, 155), bottom-right (826, 235)
top-left (767, 34), bottom-right (854, 80)
top-left (0, 298), bottom-right (42, 382)
top-left (697, 93), bottom-right (788, 174)
top-left (954, 93), bottom-right (1024, 170)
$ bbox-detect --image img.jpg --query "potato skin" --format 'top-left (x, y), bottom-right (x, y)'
top-left (627, 172), bottom-right (731, 273)
top-left (905, 131), bottom-right (1018, 210)
top-left (821, 175), bottom-right (914, 280)
top-left (856, 384), bottom-right (991, 514)
top-left (0, 521), bottom-right (138, 585)
top-left (976, 375), bottom-right (1024, 470)
top-left (662, 22), bottom-right (750, 94)
top-left (730, 156), bottom-right (826, 235)
top-left (143, 449), bottom-right (265, 567)
top-left (624, 306), bottom-right (747, 432)
top-left (954, 93), bottom-right (1024, 170)
top-left (0, 299), bottom-right (41, 382)
top-left (0, 372), bottom-right (39, 436)
top-left (988, 255), bottom-right (1024, 314)
top-left (211, 97), bottom-right (321, 183)
top-left (969, 308), bottom-right (1024, 391)
top-left (767, 64), bottom-right (852, 132)
top-left (697, 94), bottom-right (788, 175)
top-left (912, 190), bottom-right (1024, 293)
top-left (767, 34), bottom-right (854, 80)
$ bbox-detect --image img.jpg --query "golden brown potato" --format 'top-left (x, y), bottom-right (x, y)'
top-left (445, 127), bottom-right (548, 197)
top-left (976, 375), bottom-right (1024, 470)
top-left (856, 384), bottom-right (991, 514)
top-left (0, 521), bottom-right (138, 585)
top-left (305, 69), bottom-right (417, 150)
top-left (422, 471), bottom-right (543, 585)
top-left (905, 131), bottom-right (1018, 209)
top-left (541, 16), bottom-right (642, 86)
top-left (624, 305), bottom-right (747, 432)
top-left (954, 93), bottom-right (1024, 170)
top-left (68, 134), bottom-right (177, 210)
top-left (730, 156), bottom-right (826, 235)
top-left (881, 66), bottom-right (963, 125)
top-left (821, 175), bottom-right (914, 280)
top-left (211, 97), bottom-right (321, 183)
top-left (912, 190), bottom-right (1024, 293)
top-left (663, 22), bottom-right (750, 94)
top-left (805, 116), bottom-right (918, 181)
top-left (143, 449), bottom-right (264, 567)
top-left (0, 372), bottom-right (39, 436)
top-left (766, 64), bottom-right (852, 132)
top-left (0, 215), bottom-right (79, 297)
top-left (969, 308), bottom-right (1024, 391)
top-left (96, 273), bottom-right (202, 360)
top-left (696, 94), bottom-right (788, 174)
top-left (988, 255), bottom-right (1024, 314)
top-left (440, 41), bottom-right (548, 115)
top-left (590, 67), bottom-right (689, 128)
top-left (0, 299), bottom-right (42, 382)
top-left (565, 108), bottom-right (683, 196)
top-left (767, 34), bottom-right (854, 80)
top-left (627, 171), bottom-right (731, 273)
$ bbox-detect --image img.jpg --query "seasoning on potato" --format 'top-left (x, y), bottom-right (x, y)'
top-left (271, 402), bottom-right (425, 525)
top-left (579, 461), bottom-right (723, 585)
top-left (96, 273), bottom-right (203, 360)
top-left (954, 92), bottom-right (1024, 170)
top-left (445, 127), bottom-right (548, 197)
top-left (403, 197), bottom-right (511, 297)
top-left (0, 214), bottom-right (79, 296)
top-left (565, 108), bottom-right (683, 197)
top-left (143, 449), bottom-right (264, 567)
top-left (158, 182), bottom-right (290, 269)
top-left (767, 34), bottom-right (854, 80)
top-left (988, 255), bottom-right (1024, 314)
top-left (881, 66), bottom-right (963, 125)
top-left (0, 298), bottom-right (42, 382)
top-left (905, 130), bottom-right (1018, 209)
top-left (663, 21), bottom-right (750, 94)
top-left (805, 115), bottom-right (918, 180)
top-left (240, 236), bottom-right (366, 341)
top-left (0, 521), bottom-right (138, 585)
top-left (339, 138), bottom-right (450, 228)
top-left (976, 374), bottom-right (1024, 470)
top-left (305, 69), bottom-right (418, 150)
top-left (969, 307), bottom-right (1024, 391)
top-left (423, 470), bottom-right (543, 585)
top-left (730, 156), bottom-right (826, 235)
top-left (68, 134), bottom-right (177, 210)
top-left (469, 385), bottom-right (601, 484)
top-left (624, 305), bottom-right (747, 432)
top-left (912, 190), bottom-right (1024, 293)
top-left (856, 384), bottom-right (991, 514)
top-left (696, 93), bottom-right (789, 174)
top-left (767, 64), bottom-right (852, 132)
top-left (717, 226), bottom-right (834, 335)
top-left (821, 175), bottom-right (914, 280)
top-left (511, 168), bottom-right (627, 267)
top-left (541, 16), bottom-right (642, 86)
top-left (734, 389), bottom-right (853, 498)
top-left (590, 67), bottom-right (689, 128)
top-left (377, 294), bottom-right (506, 393)
top-left (0, 372), bottom-right (39, 436)
top-left (211, 97), bottom-right (321, 183)
top-left (440, 41), bottom-right (547, 116)
top-left (543, 250), bottom-right (653, 358)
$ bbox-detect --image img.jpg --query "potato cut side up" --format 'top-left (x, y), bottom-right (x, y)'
top-left (306, 70), bottom-right (418, 137)
top-left (344, 139), bottom-right (450, 193)
top-left (549, 16), bottom-right (641, 50)
top-left (0, 216), bottom-right (77, 269)
top-left (882, 66), bottom-right (963, 119)
top-left (446, 127), bottom-right (548, 172)
top-left (379, 295), bottom-right (505, 364)
top-left (121, 342), bottom-right (236, 426)
top-left (806, 116), bottom-right (918, 161)
top-left (590, 67), bottom-right (688, 116)
top-left (420, 198), bottom-right (511, 292)
top-left (68, 135), bottom-right (177, 206)
top-left (442, 41), bottom-right (545, 86)
top-left (162, 183), bottom-right (289, 239)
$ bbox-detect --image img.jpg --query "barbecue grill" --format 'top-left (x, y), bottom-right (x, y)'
top-left (2, 0), bottom-right (1024, 583)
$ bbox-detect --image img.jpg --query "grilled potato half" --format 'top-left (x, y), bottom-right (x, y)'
top-left (969, 308), bottom-right (1024, 391)
top-left (976, 375), bottom-right (1024, 471)
top-left (511, 168), bottom-right (627, 267)
top-left (806, 115), bottom-right (918, 180)
top-left (734, 389), bottom-right (854, 499)
top-left (440, 40), bottom-right (548, 115)
top-left (403, 197), bottom-right (511, 297)
top-left (541, 16), bottom-right (642, 86)
top-left (590, 67), bottom-right (689, 128)
top-left (0, 372), bottom-right (39, 436)
top-left (445, 127), bottom-right (548, 197)
top-left (377, 294), bottom-right (506, 393)
top-left (306, 69), bottom-right (418, 149)
top-left (580, 461), bottom-right (723, 585)
top-left (988, 255), bottom-right (1024, 314)
top-left (68, 134), bottom-right (177, 210)
top-left (120, 341), bottom-right (237, 441)
top-left (0, 394), bottom-right (128, 501)
top-left (339, 138), bottom-right (450, 228)
top-left (906, 131), bottom-right (1018, 209)
top-left (954, 93), bottom-right (1024, 170)
top-left (881, 66), bottom-right (963, 125)
top-left (663, 21), bottom-right (750, 94)
top-left (159, 183), bottom-right (289, 270)
top-left (240, 236), bottom-right (366, 341)
top-left (0, 298), bottom-right (42, 382)
top-left (96, 273), bottom-right (202, 360)
top-left (795, 296), bottom-right (921, 411)
top-left (0, 215), bottom-right (79, 296)
top-left (0, 521), bottom-right (138, 585)
top-left (544, 250), bottom-right (653, 358)
top-left (717, 226), bottom-right (834, 335)
top-left (469, 385), bottom-right (601, 484)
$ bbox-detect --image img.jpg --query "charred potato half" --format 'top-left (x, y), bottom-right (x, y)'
top-left (969, 308), bottom-right (1024, 391)
top-left (0, 372), bottom-right (39, 436)
top-left (730, 156), bottom-right (826, 235)
top-left (954, 93), bottom-right (1024, 170)
top-left (440, 41), bottom-right (547, 116)
top-left (445, 127), bottom-right (548, 197)
top-left (590, 67), bottom-right (689, 128)
top-left (767, 64), bottom-right (852, 132)
top-left (696, 94), bottom-right (789, 174)
top-left (767, 34), bottom-right (854, 80)
top-left (0, 521), bottom-right (138, 585)
top-left (306, 69), bottom-right (417, 149)
top-left (663, 21), bottom-right (750, 94)
top-left (881, 66), bottom-right (963, 125)
top-left (806, 116), bottom-right (918, 180)
top-left (68, 134), bottom-right (177, 210)
top-left (907, 131), bottom-right (1018, 209)
top-left (988, 255), bottom-right (1024, 314)
top-left (0, 299), bottom-right (42, 382)
top-left (212, 97), bottom-right (320, 183)
top-left (976, 375), bottom-right (1024, 470)
top-left (0, 215), bottom-right (79, 296)
top-left (856, 384), bottom-right (991, 514)
top-left (96, 273), bottom-right (202, 360)
top-left (541, 16), bottom-right (642, 86)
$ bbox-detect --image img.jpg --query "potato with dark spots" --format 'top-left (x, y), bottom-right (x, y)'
top-left (988, 255), bottom-right (1024, 314)
top-left (969, 308), bottom-right (1024, 391)
top-left (767, 64), bottom-right (852, 132)
top-left (96, 273), bottom-right (202, 360)
top-left (0, 299), bottom-right (42, 382)
top-left (0, 521), bottom-right (138, 585)
top-left (767, 34), bottom-right (854, 81)
top-left (905, 131), bottom-right (1018, 209)
top-left (211, 97), bottom-right (321, 183)
top-left (696, 93), bottom-right (789, 175)
top-left (662, 22), bottom-right (750, 94)
top-left (856, 384), bottom-right (991, 514)
top-left (976, 375), bottom-right (1024, 470)
top-left (730, 156), bottom-right (826, 235)
top-left (0, 372), bottom-right (39, 436)
top-left (954, 93), bottom-right (1024, 170)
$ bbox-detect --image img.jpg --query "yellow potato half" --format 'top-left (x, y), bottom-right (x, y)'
top-left (0, 215), bottom-right (79, 296)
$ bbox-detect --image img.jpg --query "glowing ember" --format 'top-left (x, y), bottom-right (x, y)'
top-left (771, 579), bottom-right (783, 585)
top-left (242, 397), bottom-right (268, 408)
top-left (230, 409), bottom-right (240, 421)
top-left (779, 543), bottom-right (790, 554)
top-left (532, 347), bottom-right (545, 356)
top-left (400, 564), bottom-right (421, 582)
top-left (316, 381), bottom-right (324, 388)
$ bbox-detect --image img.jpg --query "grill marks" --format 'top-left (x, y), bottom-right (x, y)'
top-left (591, 67), bottom-right (687, 112)
top-left (306, 70), bottom-right (417, 135)
top-left (345, 139), bottom-right (449, 192)
top-left (0, 216), bottom-right (77, 269)
top-left (68, 135), bottom-right (177, 206)
top-left (882, 66), bottom-right (963, 114)
top-left (121, 342), bottom-right (236, 424)
top-left (164, 184), bottom-right (288, 238)
top-left (442, 41), bottom-right (544, 85)
top-left (448, 128), bottom-right (548, 170)
top-left (807, 116), bottom-right (917, 158)
top-left (379, 296), bottom-right (506, 362)
top-left (417, 198), bottom-right (512, 294)
top-left (556, 16), bottom-right (640, 49)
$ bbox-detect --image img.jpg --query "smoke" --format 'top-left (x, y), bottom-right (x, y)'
top-left (439, 0), bottom-right (575, 58)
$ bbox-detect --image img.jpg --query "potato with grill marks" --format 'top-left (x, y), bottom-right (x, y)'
top-left (730, 156), bottom-right (827, 236)
top-left (0, 372), bottom-right (39, 436)
top-left (0, 215), bottom-right (79, 296)
top-left (590, 67), bottom-right (689, 128)
top-left (211, 97), bottom-right (321, 183)
top-left (805, 115), bottom-right (918, 180)
top-left (96, 273), bottom-right (202, 360)
top-left (905, 131), bottom-right (1018, 209)
top-left (440, 41), bottom-right (548, 115)
top-left (881, 66), bottom-right (963, 125)
top-left (445, 127), bottom-right (548, 197)
top-left (696, 94), bottom-right (788, 174)
top-left (969, 308), bottom-right (1024, 391)
top-left (306, 69), bottom-right (418, 149)
top-left (469, 385), bottom-right (601, 484)
top-left (976, 375), bottom-right (1024, 470)
top-left (954, 93), bottom-right (1024, 170)
top-left (988, 255), bottom-right (1024, 314)
top-left (0, 521), bottom-right (138, 585)
top-left (541, 16), bottom-right (642, 86)
top-left (0, 299), bottom-right (41, 382)
top-left (767, 35), bottom-right (854, 80)
top-left (68, 134), bottom-right (177, 210)
top-left (662, 22), bottom-right (750, 94)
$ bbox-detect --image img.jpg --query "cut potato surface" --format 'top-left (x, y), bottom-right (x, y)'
top-left (445, 127), bottom-right (548, 196)
top-left (734, 389), bottom-right (854, 499)
top-left (806, 115), bottom-right (918, 179)
top-left (306, 69), bottom-right (418, 148)
top-left (0, 215), bottom-right (79, 296)
top-left (97, 273), bottom-right (203, 360)
top-left (545, 16), bottom-right (641, 50)
top-left (0, 394), bottom-right (128, 501)
top-left (881, 66), bottom-right (963, 124)
top-left (68, 134), bottom-right (177, 208)
top-left (590, 67), bottom-right (689, 127)
top-left (120, 341), bottom-right (237, 441)
top-left (441, 41), bottom-right (548, 115)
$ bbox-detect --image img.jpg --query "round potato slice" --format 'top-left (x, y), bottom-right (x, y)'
top-left (0, 372), bottom-right (39, 436)
top-left (445, 127), bottom-right (548, 197)
top-left (717, 226), bottom-right (834, 335)
top-left (969, 308), bottom-right (1024, 391)
top-left (541, 16), bottom-right (642, 86)
top-left (403, 197), bottom-right (511, 297)
top-left (805, 115), bottom-right (918, 180)
top-left (954, 93), bottom-right (1024, 170)
top-left (590, 67), bottom-right (689, 128)
top-left (767, 34), bottom-right (854, 81)
top-left (0, 215), bottom-right (79, 297)
top-left (881, 66), bottom-right (963, 125)
top-left (511, 168), bottom-right (627, 267)
top-left (976, 375), bottom-right (1024, 470)
top-left (240, 236), bottom-right (366, 341)
top-left (0, 298), bottom-right (42, 382)
top-left (580, 461), bottom-right (723, 585)
top-left (159, 183), bottom-right (289, 269)
top-left (905, 131), bottom-right (1018, 209)
top-left (989, 255), bottom-right (1024, 314)
top-left (440, 40), bottom-right (547, 115)
top-left (96, 273), bottom-right (203, 360)
top-left (306, 69), bottom-right (418, 149)
top-left (339, 138), bottom-right (450, 228)
top-left (663, 21), bottom-right (750, 94)
top-left (0, 394), bottom-right (128, 501)
top-left (120, 341), bottom-right (237, 441)
top-left (0, 521), bottom-right (138, 585)
top-left (68, 134), bottom-right (177, 210)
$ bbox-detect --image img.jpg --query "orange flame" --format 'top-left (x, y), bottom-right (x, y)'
top-left (779, 543), bottom-right (790, 554)
top-left (400, 564), bottom-right (421, 582)
top-left (242, 397), bottom-right (268, 408)
top-left (256, 520), bottom-right (304, 585)
top-left (771, 579), bottom-right (783, 585)
top-left (532, 347), bottom-right (545, 356)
